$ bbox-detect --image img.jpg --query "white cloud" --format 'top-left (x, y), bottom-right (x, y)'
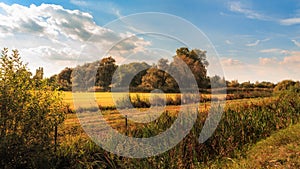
top-left (0, 3), bottom-right (115, 42)
top-left (280, 51), bottom-right (300, 64)
top-left (70, 0), bottom-right (122, 18)
top-left (0, 3), bottom-right (151, 77)
top-left (228, 1), bottom-right (269, 21)
top-left (291, 39), bottom-right (300, 47)
top-left (24, 46), bottom-right (81, 61)
top-left (221, 53), bottom-right (300, 83)
top-left (280, 18), bottom-right (300, 26)
top-left (259, 57), bottom-right (277, 65)
top-left (112, 8), bottom-right (122, 18)
top-left (259, 48), bottom-right (281, 53)
top-left (246, 40), bottom-right (260, 47)
top-left (221, 58), bottom-right (243, 66)
top-left (225, 40), bottom-right (233, 45)
top-left (70, 0), bottom-right (88, 7)
top-left (259, 48), bottom-right (289, 54)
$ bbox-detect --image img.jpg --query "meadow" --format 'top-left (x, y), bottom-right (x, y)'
top-left (53, 89), bottom-right (300, 168)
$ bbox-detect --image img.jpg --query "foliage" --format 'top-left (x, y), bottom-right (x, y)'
top-left (274, 79), bottom-right (299, 92)
top-left (113, 62), bottom-right (150, 89)
top-left (254, 81), bottom-right (275, 88)
top-left (227, 80), bottom-right (239, 88)
top-left (72, 62), bottom-right (98, 91)
top-left (209, 75), bottom-right (226, 88)
top-left (58, 47), bottom-right (211, 92)
top-left (58, 89), bottom-right (300, 168)
top-left (96, 56), bottom-right (118, 91)
top-left (57, 67), bottom-right (73, 91)
top-left (139, 66), bottom-right (179, 92)
top-left (173, 47), bottom-right (209, 88)
top-left (0, 48), bottom-right (66, 168)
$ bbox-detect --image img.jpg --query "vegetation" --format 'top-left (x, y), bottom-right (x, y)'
top-left (0, 48), bottom-right (66, 168)
top-left (54, 89), bottom-right (300, 168)
top-left (54, 47), bottom-right (211, 92)
top-left (201, 122), bottom-right (300, 168)
top-left (1, 47), bottom-right (300, 168)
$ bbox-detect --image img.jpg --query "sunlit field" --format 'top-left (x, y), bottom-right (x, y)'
top-left (63, 91), bottom-right (227, 109)
top-left (62, 93), bottom-right (274, 134)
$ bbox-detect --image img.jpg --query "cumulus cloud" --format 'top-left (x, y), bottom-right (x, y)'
top-left (280, 51), bottom-right (300, 64)
top-left (0, 3), bottom-right (119, 43)
top-left (0, 3), bottom-right (151, 76)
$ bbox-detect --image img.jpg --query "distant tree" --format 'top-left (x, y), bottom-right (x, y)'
top-left (140, 59), bottom-right (178, 92)
top-left (72, 62), bottom-right (98, 91)
top-left (227, 80), bottom-right (240, 88)
top-left (254, 81), bottom-right (275, 88)
top-left (209, 75), bottom-right (226, 88)
top-left (45, 74), bottom-right (60, 90)
top-left (96, 56), bottom-right (118, 91)
top-left (0, 48), bottom-right (66, 168)
top-left (173, 47), bottom-right (209, 88)
top-left (113, 62), bottom-right (150, 88)
top-left (57, 67), bottom-right (73, 91)
top-left (274, 80), bottom-right (298, 92)
top-left (157, 58), bottom-right (169, 70)
top-left (240, 81), bottom-right (254, 88)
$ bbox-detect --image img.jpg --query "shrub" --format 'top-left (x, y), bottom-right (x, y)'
top-left (0, 48), bottom-right (66, 168)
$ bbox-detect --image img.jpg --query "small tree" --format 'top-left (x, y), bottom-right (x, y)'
top-left (0, 48), bottom-right (66, 168)
top-left (57, 67), bottom-right (73, 91)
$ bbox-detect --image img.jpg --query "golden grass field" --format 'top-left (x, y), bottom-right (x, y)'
top-left (62, 91), bottom-right (272, 133)
top-left (63, 91), bottom-right (226, 109)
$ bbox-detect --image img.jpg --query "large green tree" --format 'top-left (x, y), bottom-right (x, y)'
top-left (96, 56), bottom-right (118, 91)
top-left (139, 59), bottom-right (179, 92)
top-left (0, 48), bottom-right (66, 168)
top-left (113, 62), bottom-right (150, 88)
top-left (172, 47), bottom-right (209, 88)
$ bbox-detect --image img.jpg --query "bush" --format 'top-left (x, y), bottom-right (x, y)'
top-left (0, 48), bottom-right (66, 168)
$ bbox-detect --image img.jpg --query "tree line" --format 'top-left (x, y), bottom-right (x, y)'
top-left (49, 47), bottom-right (211, 92)
top-left (43, 47), bottom-right (299, 93)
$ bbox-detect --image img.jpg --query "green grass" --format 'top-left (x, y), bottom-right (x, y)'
top-left (198, 123), bottom-right (300, 169)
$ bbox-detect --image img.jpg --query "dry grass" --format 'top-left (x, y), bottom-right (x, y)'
top-left (62, 92), bottom-right (223, 109)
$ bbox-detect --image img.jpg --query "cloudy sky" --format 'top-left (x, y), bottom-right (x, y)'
top-left (0, 0), bottom-right (300, 83)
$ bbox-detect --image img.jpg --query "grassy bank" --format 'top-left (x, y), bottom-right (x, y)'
top-left (202, 122), bottom-right (300, 168)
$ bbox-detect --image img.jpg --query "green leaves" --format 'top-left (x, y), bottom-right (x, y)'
top-left (0, 48), bottom-right (66, 168)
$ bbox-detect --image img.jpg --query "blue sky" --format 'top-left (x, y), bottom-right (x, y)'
top-left (0, 0), bottom-right (300, 82)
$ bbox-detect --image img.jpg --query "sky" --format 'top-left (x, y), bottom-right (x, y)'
top-left (0, 0), bottom-right (300, 83)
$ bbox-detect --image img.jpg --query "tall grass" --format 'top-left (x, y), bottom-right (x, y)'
top-left (55, 90), bottom-right (300, 168)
